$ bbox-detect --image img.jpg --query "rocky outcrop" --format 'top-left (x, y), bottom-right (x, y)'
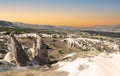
top-left (0, 33), bottom-right (49, 67)
top-left (34, 35), bottom-right (49, 65)
top-left (10, 34), bottom-right (30, 66)
top-left (62, 38), bottom-right (120, 52)
top-left (0, 52), bottom-right (15, 65)
top-left (3, 52), bottom-right (14, 62)
top-left (27, 41), bottom-right (37, 59)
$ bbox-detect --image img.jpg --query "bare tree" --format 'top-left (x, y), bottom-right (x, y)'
top-left (10, 34), bottom-right (30, 66)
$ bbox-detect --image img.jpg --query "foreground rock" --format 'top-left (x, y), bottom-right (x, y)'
top-left (34, 35), bottom-right (49, 65)
top-left (10, 34), bottom-right (30, 66)
top-left (27, 41), bottom-right (37, 59)
top-left (56, 52), bottom-right (120, 76)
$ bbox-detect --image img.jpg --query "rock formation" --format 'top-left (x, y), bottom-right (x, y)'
top-left (0, 52), bottom-right (14, 65)
top-left (3, 52), bottom-right (14, 64)
top-left (62, 38), bottom-right (120, 51)
top-left (34, 35), bottom-right (49, 65)
top-left (10, 34), bottom-right (30, 66)
top-left (27, 41), bottom-right (38, 59)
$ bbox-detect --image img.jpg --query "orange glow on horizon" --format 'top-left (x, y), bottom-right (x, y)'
top-left (0, 9), bottom-right (120, 27)
top-left (0, 0), bottom-right (120, 27)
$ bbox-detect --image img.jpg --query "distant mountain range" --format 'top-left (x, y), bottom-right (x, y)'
top-left (0, 20), bottom-right (81, 31)
top-left (81, 25), bottom-right (120, 33)
top-left (0, 20), bottom-right (13, 26)
top-left (0, 20), bottom-right (120, 33)
top-left (0, 20), bottom-right (54, 29)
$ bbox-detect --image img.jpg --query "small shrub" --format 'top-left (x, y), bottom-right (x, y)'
top-left (79, 47), bottom-right (89, 51)
top-left (46, 45), bottom-right (51, 49)
top-left (5, 31), bottom-right (10, 35)
top-left (58, 50), bottom-right (64, 54)
top-left (49, 55), bottom-right (55, 59)
top-left (98, 47), bottom-right (102, 52)
top-left (28, 36), bottom-right (34, 40)
top-left (83, 48), bottom-right (89, 51)
top-left (47, 63), bottom-right (51, 68)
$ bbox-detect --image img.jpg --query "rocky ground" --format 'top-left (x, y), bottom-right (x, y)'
top-left (0, 31), bottom-right (120, 76)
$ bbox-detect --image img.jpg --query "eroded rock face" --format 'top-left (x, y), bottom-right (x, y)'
top-left (62, 38), bottom-right (120, 51)
top-left (10, 34), bottom-right (30, 66)
top-left (34, 35), bottom-right (49, 65)
top-left (3, 52), bottom-right (14, 63)
top-left (27, 41), bottom-right (37, 59)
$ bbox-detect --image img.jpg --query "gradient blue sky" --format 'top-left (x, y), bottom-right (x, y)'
top-left (0, 0), bottom-right (120, 27)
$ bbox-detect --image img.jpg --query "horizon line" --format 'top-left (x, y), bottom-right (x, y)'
top-left (0, 19), bottom-right (120, 28)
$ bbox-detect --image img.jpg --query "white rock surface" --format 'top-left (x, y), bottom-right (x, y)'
top-left (62, 38), bottom-right (119, 51)
top-left (64, 53), bottom-right (76, 58)
top-left (56, 53), bottom-right (120, 76)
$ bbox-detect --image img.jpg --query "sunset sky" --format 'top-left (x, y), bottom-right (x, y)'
top-left (0, 0), bottom-right (120, 27)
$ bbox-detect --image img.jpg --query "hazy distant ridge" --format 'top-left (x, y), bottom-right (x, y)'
top-left (0, 20), bottom-right (120, 33)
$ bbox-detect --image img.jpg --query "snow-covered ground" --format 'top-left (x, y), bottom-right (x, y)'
top-left (56, 52), bottom-right (120, 76)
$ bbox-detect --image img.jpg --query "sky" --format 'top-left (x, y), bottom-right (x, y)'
top-left (0, 0), bottom-right (120, 27)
